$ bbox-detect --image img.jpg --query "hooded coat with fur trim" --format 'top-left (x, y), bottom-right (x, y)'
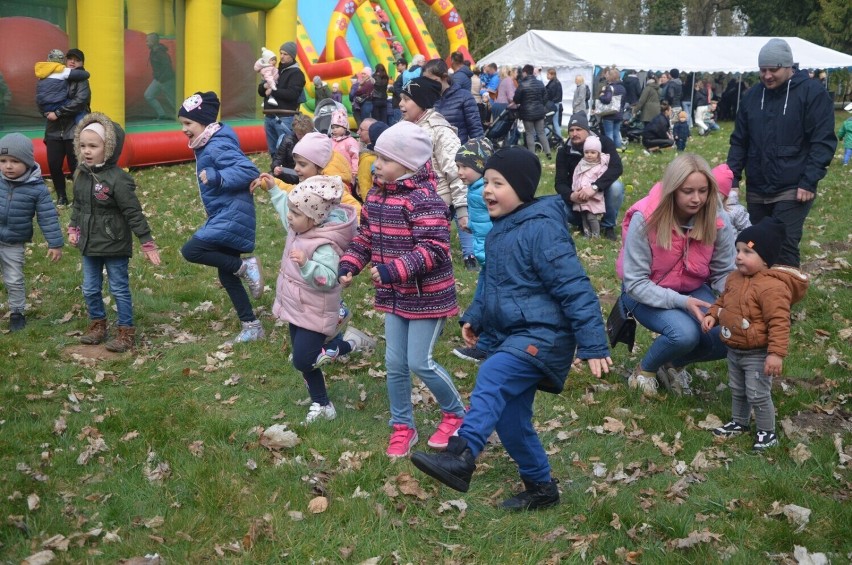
top-left (706, 266), bottom-right (808, 357)
top-left (70, 113), bottom-right (153, 257)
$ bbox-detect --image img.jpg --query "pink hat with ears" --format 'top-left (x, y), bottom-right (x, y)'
top-left (712, 163), bottom-right (734, 198)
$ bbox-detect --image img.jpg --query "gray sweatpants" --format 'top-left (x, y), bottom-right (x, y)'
top-left (0, 242), bottom-right (26, 313)
top-left (727, 348), bottom-right (775, 432)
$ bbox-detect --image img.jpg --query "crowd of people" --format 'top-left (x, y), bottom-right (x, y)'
top-left (0, 37), bottom-right (844, 511)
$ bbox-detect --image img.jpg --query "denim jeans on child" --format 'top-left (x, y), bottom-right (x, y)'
top-left (180, 237), bottom-right (256, 322)
top-left (459, 352), bottom-right (552, 483)
top-left (0, 242), bottom-right (26, 313)
top-left (82, 256), bottom-right (132, 326)
top-left (384, 313), bottom-right (465, 428)
top-left (727, 348), bottom-right (775, 431)
top-left (622, 283), bottom-right (727, 372)
top-left (264, 114), bottom-right (294, 156)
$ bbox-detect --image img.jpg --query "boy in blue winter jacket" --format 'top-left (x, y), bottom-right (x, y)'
top-left (452, 137), bottom-right (493, 364)
top-left (412, 147), bottom-right (612, 510)
top-left (0, 133), bottom-right (64, 331)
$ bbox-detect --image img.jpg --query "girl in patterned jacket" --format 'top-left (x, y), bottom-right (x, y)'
top-left (338, 121), bottom-right (466, 458)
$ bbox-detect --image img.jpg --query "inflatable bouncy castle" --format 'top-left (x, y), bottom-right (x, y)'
top-left (0, 0), bottom-right (471, 169)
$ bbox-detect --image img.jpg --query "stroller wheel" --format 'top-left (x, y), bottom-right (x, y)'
top-left (534, 141), bottom-right (543, 153)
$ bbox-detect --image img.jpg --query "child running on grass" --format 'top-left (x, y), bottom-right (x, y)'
top-left (176, 92), bottom-right (264, 346)
top-left (69, 113), bottom-right (161, 351)
top-left (251, 173), bottom-right (372, 424)
top-left (338, 121), bottom-right (467, 458)
top-left (703, 217), bottom-right (809, 451)
top-left (411, 146), bottom-right (612, 510)
top-left (0, 133), bottom-right (64, 332)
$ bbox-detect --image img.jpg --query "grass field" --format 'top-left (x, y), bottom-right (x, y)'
top-left (1, 115), bottom-right (850, 564)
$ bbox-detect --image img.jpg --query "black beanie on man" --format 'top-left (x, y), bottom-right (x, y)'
top-left (484, 146), bottom-right (541, 203)
top-left (736, 216), bottom-right (787, 267)
top-left (567, 112), bottom-right (590, 132)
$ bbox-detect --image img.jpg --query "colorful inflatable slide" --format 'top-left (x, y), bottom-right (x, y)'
top-left (0, 0), bottom-right (471, 170)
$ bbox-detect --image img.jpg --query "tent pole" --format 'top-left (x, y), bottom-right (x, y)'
top-left (736, 75), bottom-right (742, 116)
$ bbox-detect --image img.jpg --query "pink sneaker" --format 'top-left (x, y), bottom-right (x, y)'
top-left (386, 424), bottom-right (418, 458)
top-left (427, 412), bottom-right (464, 450)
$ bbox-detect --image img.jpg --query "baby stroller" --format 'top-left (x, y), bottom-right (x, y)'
top-left (313, 98), bottom-right (348, 135)
top-left (621, 115), bottom-right (644, 145)
top-left (485, 107), bottom-right (518, 148)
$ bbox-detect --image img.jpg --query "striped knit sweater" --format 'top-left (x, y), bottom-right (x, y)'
top-left (339, 160), bottom-right (458, 319)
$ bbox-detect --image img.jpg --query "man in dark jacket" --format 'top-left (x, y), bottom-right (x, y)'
top-left (622, 70), bottom-right (641, 106)
top-left (726, 38), bottom-right (836, 267)
top-left (554, 113), bottom-right (625, 240)
top-left (545, 68), bottom-right (563, 138)
top-left (665, 68), bottom-right (683, 114)
top-left (513, 65), bottom-right (551, 158)
top-left (144, 33), bottom-right (176, 120)
top-left (449, 52), bottom-right (473, 93)
top-left (258, 41), bottom-right (306, 157)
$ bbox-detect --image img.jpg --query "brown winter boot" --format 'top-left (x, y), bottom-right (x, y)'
top-left (80, 319), bottom-right (108, 344)
top-left (104, 325), bottom-right (135, 353)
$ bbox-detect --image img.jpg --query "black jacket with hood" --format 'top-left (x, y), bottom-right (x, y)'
top-left (70, 113), bottom-right (154, 257)
top-left (727, 69), bottom-right (836, 196)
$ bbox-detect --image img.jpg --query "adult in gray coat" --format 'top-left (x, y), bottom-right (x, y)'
top-left (572, 75), bottom-right (590, 116)
top-left (633, 78), bottom-right (661, 125)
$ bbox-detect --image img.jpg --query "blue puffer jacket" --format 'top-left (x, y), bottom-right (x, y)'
top-left (434, 82), bottom-right (484, 144)
top-left (0, 163), bottom-right (63, 249)
top-left (452, 65), bottom-right (473, 93)
top-left (462, 196), bottom-right (610, 392)
top-left (465, 176), bottom-right (491, 266)
top-left (191, 124), bottom-right (260, 252)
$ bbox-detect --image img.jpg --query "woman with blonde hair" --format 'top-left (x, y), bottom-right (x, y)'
top-left (615, 153), bottom-right (735, 396)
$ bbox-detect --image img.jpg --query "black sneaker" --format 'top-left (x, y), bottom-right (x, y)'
top-left (753, 430), bottom-right (778, 451)
top-left (453, 346), bottom-right (486, 363)
top-left (602, 227), bottom-right (617, 241)
top-left (410, 436), bottom-right (476, 492)
top-left (463, 255), bottom-right (479, 271)
top-left (9, 312), bottom-right (26, 332)
top-left (57, 196), bottom-right (69, 206)
top-left (713, 421), bottom-right (748, 437)
top-left (501, 478), bottom-right (560, 511)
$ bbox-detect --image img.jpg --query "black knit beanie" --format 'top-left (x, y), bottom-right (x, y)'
top-left (401, 76), bottom-right (442, 110)
top-left (484, 146), bottom-right (541, 203)
top-left (178, 91), bottom-right (220, 126)
top-left (736, 216), bottom-right (786, 267)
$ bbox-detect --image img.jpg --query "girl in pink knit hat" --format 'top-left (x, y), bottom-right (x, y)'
top-left (328, 109), bottom-right (359, 179)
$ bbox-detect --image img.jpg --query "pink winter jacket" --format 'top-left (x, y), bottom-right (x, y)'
top-left (571, 154), bottom-right (609, 215)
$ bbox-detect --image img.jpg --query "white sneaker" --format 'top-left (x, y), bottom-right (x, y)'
top-left (627, 373), bottom-right (658, 395)
top-left (223, 320), bottom-right (265, 346)
top-left (238, 257), bottom-right (264, 299)
top-left (303, 402), bottom-right (336, 424)
top-left (343, 327), bottom-right (377, 352)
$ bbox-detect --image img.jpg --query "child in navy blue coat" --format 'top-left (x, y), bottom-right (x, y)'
top-left (673, 111), bottom-right (691, 151)
top-left (411, 147), bottom-right (612, 510)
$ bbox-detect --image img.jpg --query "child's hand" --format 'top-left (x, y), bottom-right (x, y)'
top-left (586, 356), bottom-right (614, 379)
top-left (47, 248), bottom-right (62, 262)
top-left (461, 323), bottom-right (478, 348)
top-left (67, 227), bottom-right (80, 246)
top-left (764, 353), bottom-right (782, 377)
top-left (273, 166), bottom-right (283, 176)
top-left (701, 315), bottom-right (716, 333)
top-left (250, 173), bottom-right (275, 194)
top-left (370, 266), bottom-right (382, 283)
top-left (339, 272), bottom-right (354, 288)
top-left (141, 241), bottom-right (161, 266)
top-left (289, 249), bottom-right (306, 266)
top-left (199, 170), bottom-right (208, 185)
top-left (457, 216), bottom-right (469, 231)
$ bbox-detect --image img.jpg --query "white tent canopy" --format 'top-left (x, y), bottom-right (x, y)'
top-left (479, 31), bottom-right (852, 123)
top-left (479, 30), bottom-right (852, 74)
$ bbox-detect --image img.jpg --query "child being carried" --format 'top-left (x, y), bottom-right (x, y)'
top-left (570, 136), bottom-right (609, 238)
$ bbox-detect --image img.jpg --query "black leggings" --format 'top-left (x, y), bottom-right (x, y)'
top-left (45, 138), bottom-right (77, 200)
top-left (289, 323), bottom-right (352, 405)
top-left (180, 237), bottom-right (256, 322)
top-left (642, 136), bottom-right (674, 150)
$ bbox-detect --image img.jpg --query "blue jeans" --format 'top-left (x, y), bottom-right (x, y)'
top-left (459, 352), bottom-right (551, 483)
top-left (566, 179), bottom-right (625, 230)
top-left (82, 256), bottom-right (132, 326)
top-left (389, 107), bottom-right (402, 126)
top-left (144, 78), bottom-right (176, 119)
top-left (551, 109), bottom-right (562, 139)
top-left (384, 313), bottom-right (465, 428)
top-left (602, 118), bottom-right (623, 149)
top-left (622, 284), bottom-right (727, 372)
top-left (264, 114), bottom-right (294, 156)
top-left (845, 148), bottom-right (852, 166)
top-left (682, 101), bottom-right (693, 127)
top-left (451, 208), bottom-right (474, 258)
